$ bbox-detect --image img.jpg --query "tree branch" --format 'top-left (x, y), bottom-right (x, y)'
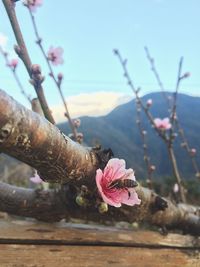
top-left (2, 0), bottom-right (55, 124)
top-left (0, 88), bottom-right (102, 184)
top-left (0, 88), bottom-right (200, 235)
top-left (0, 181), bottom-right (199, 235)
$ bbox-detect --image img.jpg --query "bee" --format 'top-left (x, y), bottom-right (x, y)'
top-left (108, 178), bottom-right (138, 198)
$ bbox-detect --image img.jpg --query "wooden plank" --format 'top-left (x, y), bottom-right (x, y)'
top-left (0, 244), bottom-right (199, 267)
top-left (0, 219), bottom-right (199, 248)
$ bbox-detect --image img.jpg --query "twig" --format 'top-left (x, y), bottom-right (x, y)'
top-left (0, 46), bottom-right (32, 104)
top-left (27, 8), bottom-right (78, 141)
top-left (144, 46), bottom-right (171, 108)
top-left (2, 0), bottom-right (55, 124)
top-left (114, 49), bottom-right (186, 203)
top-left (136, 99), bottom-right (154, 188)
top-left (144, 47), bottom-right (200, 180)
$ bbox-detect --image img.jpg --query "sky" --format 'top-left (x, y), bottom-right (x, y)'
top-left (0, 0), bottom-right (200, 122)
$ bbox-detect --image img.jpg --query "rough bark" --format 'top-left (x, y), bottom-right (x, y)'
top-left (0, 89), bottom-right (200, 235)
top-left (0, 89), bottom-right (105, 185)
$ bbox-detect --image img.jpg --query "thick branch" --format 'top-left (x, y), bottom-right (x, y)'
top-left (0, 89), bottom-right (101, 184)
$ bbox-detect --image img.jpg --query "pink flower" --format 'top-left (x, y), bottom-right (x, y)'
top-left (154, 118), bottom-right (171, 130)
top-left (96, 158), bottom-right (141, 208)
top-left (7, 58), bottom-right (18, 69)
top-left (30, 171), bottom-right (43, 184)
top-left (146, 99), bottom-right (152, 107)
top-left (190, 148), bottom-right (196, 157)
top-left (24, 0), bottom-right (43, 12)
top-left (47, 46), bottom-right (64, 66)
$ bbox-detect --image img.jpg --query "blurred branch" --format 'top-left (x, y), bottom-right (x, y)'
top-left (114, 49), bottom-right (186, 203)
top-left (144, 47), bottom-right (199, 180)
top-left (144, 46), bottom-right (171, 108)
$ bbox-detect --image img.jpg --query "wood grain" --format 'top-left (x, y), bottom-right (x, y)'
top-left (0, 219), bottom-right (199, 267)
top-left (0, 219), bottom-right (199, 248)
top-left (0, 245), bottom-right (199, 267)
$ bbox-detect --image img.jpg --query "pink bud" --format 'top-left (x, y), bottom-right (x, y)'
top-left (149, 165), bottom-right (156, 172)
top-left (146, 99), bottom-right (152, 107)
top-left (31, 64), bottom-right (41, 74)
top-left (182, 72), bottom-right (191, 79)
top-left (7, 58), bottom-right (18, 69)
top-left (190, 148), bottom-right (196, 157)
top-left (57, 72), bottom-right (63, 80)
top-left (73, 119), bottom-right (81, 128)
top-left (173, 183), bottom-right (179, 193)
top-left (24, 0), bottom-right (43, 12)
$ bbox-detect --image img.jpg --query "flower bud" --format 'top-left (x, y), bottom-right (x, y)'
top-left (57, 72), bottom-right (63, 81)
top-left (195, 172), bottom-right (200, 178)
top-left (98, 202), bottom-right (108, 214)
top-left (31, 64), bottom-right (41, 74)
top-left (75, 195), bottom-right (88, 207)
top-left (149, 165), bottom-right (156, 172)
top-left (146, 99), bottom-right (152, 107)
top-left (73, 119), bottom-right (81, 128)
top-left (173, 183), bottom-right (179, 193)
top-left (190, 148), bottom-right (196, 156)
top-left (182, 72), bottom-right (190, 79)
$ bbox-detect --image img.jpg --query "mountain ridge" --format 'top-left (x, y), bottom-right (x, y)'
top-left (59, 91), bottom-right (200, 179)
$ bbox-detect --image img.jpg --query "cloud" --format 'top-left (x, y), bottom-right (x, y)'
top-left (52, 91), bottom-right (133, 123)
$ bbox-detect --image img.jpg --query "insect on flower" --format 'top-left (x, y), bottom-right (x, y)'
top-left (108, 177), bottom-right (138, 198)
top-left (96, 158), bottom-right (141, 207)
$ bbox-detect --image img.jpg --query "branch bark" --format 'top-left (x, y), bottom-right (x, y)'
top-left (0, 89), bottom-right (101, 184)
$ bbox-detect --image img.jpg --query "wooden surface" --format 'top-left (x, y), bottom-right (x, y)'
top-left (0, 217), bottom-right (199, 267)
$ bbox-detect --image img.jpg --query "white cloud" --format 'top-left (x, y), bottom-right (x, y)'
top-left (0, 33), bottom-right (8, 49)
top-left (52, 91), bottom-right (133, 123)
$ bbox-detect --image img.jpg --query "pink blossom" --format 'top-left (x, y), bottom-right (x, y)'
top-left (7, 58), bottom-right (18, 69)
top-left (96, 158), bottom-right (141, 208)
top-left (154, 118), bottom-right (171, 130)
top-left (47, 46), bottom-right (64, 66)
top-left (146, 99), bottom-right (152, 107)
top-left (24, 0), bottom-right (43, 12)
top-left (30, 171), bottom-right (43, 184)
top-left (190, 148), bottom-right (196, 156)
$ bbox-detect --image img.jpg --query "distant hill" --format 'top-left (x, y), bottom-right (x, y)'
top-left (58, 92), bottom-right (200, 180)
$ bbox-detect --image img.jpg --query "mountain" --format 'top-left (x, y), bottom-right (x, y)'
top-left (58, 92), bottom-right (200, 180)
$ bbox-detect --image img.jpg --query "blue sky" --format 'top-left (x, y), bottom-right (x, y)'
top-left (0, 0), bottom-right (200, 121)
